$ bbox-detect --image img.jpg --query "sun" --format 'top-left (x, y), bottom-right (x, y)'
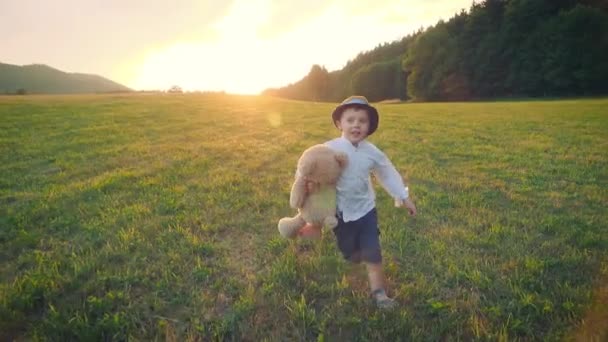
top-left (131, 41), bottom-right (264, 94)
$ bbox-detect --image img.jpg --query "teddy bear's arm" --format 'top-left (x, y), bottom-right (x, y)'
top-left (335, 152), bottom-right (348, 169)
top-left (289, 177), bottom-right (307, 209)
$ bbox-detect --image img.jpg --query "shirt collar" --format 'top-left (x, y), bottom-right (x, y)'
top-left (338, 136), bottom-right (366, 150)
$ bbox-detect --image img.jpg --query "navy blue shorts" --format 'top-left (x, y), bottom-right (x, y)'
top-left (333, 208), bottom-right (382, 264)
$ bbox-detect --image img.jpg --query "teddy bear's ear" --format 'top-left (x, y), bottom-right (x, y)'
top-left (335, 152), bottom-right (348, 169)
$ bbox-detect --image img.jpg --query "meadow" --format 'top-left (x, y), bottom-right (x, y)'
top-left (0, 94), bottom-right (606, 341)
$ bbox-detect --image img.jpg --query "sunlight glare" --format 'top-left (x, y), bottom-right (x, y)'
top-left (129, 0), bottom-right (413, 94)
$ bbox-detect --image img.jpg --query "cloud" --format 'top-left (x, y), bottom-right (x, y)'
top-left (256, 0), bottom-right (331, 39)
top-left (254, 0), bottom-right (472, 41)
top-left (1, 0), bottom-right (233, 42)
top-left (334, 0), bottom-right (471, 16)
top-left (378, 0), bottom-right (472, 26)
top-left (0, 0), bottom-right (233, 75)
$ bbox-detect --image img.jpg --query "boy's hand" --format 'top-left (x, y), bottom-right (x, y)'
top-left (395, 197), bottom-right (417, 216)
top-left (302, 176), bottom-right (317, 194)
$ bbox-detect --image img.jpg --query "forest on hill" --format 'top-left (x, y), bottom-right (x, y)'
top-left (263, 0), bottom-right (608, 101)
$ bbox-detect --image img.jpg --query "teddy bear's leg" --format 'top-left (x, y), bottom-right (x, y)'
top-left (323, 216), bottom-right (338, 229)
top-left (278, 214), bottom-right (307, 238)
top-left (297, 223), bottom-right (322, 239)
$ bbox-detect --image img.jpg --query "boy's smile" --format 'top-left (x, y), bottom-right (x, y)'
top-left (336, 107), bottom-right (370, 145)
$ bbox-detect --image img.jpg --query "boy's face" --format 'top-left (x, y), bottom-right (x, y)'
top-left (336, 107), bottom-right (370, 145)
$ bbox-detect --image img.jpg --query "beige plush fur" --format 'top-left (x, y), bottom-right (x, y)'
top-left (278, 144), bottom-right (348, 238)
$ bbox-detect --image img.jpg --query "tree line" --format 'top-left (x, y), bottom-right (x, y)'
top-left (263, 0), bottom-right (608, 102)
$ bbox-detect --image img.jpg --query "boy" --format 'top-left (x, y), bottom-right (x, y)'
top-left (324, 96), bottom-right (417, 309)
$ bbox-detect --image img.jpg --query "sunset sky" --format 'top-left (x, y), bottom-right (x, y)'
top-left (2, 0), bottom-right (473, 94)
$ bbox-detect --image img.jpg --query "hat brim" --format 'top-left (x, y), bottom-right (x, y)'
top-left (332, 103), bottom-right (379, 135)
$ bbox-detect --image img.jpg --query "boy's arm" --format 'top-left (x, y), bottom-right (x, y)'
top-left (372, 152), bottom-right (409, 200)
top-left (372, 151), bottom-right (417, 216)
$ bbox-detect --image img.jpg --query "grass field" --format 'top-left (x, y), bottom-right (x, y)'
top-left (1, 94), bottom-right (607, 341)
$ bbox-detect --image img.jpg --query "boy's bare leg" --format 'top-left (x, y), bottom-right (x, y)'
top-left (366, 262), bottom-right (396, 309)
top-left (366, 262), bottom-right (385, 290)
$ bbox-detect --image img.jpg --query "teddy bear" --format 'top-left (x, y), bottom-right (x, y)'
top-left (278, 144), bottom-right (348, 239)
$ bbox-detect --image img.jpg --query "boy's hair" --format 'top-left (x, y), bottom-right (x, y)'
top-left (332, 96), bottom-right (379, 135)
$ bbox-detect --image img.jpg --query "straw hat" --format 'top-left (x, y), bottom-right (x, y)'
top-left (331, 96), bottom-right (379, 135)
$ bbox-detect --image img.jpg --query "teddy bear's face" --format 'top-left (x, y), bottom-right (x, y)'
top-left (297, 145), bottom-right (347, 185)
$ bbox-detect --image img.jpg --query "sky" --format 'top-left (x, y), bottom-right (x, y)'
top-left (1, 0), bottom-right (473, 94)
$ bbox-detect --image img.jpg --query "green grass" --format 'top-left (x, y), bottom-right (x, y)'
top-left (1, 94), bottom-right (607, 340)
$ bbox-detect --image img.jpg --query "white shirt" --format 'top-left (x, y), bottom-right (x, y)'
top-left (325, 137), bottom-right (409, 222)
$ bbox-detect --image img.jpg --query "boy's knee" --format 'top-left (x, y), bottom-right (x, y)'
top-left (361, 247), bottom-right (382, 264)
top-left (346, 251), bottom-right (362, 264)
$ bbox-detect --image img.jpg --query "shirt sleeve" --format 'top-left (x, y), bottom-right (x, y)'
top-left (371, 148), bottom-right (409, 200)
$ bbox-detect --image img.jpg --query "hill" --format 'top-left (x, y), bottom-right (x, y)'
top-left (0, 62), bottom-right (132, 94)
